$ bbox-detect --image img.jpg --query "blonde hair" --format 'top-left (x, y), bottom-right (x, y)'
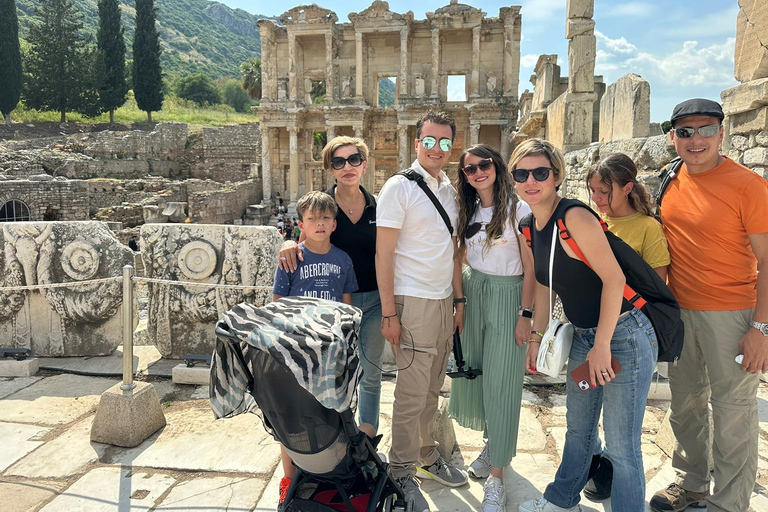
top-left (508, 138), bottom-right (566, 187)
top-left (296, 191), bottom-right (338, 221)
top-left (321, 136), bottom-right (369, 171)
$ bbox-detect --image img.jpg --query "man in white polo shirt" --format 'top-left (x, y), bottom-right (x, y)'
top-left (376, 110), bottom-right (467, 512)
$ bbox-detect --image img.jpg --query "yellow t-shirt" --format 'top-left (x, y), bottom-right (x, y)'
top-left (603, 212), bottom-right (670, 269)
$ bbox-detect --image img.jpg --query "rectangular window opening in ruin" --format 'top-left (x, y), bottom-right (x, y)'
top-left (447, 75), bottom-right (467, 102)
top-left (312, 131), bottom-right (327, 161)
top-left (310, 80), bottom-right (327, 104)
top-left (378, 77), bottom-right (397, 108)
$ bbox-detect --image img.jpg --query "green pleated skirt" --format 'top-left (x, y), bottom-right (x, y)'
top-left (449, 266), bottom-right (525, 468)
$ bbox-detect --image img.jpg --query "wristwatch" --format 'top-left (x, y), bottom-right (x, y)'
top-left (519, 307), bottom-right (534, 319)
top-left (750, 321), bottom-right (768, 336)
top-left (453, 297), bottom-right (467, 305)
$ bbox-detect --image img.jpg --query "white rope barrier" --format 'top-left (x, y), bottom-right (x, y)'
top-left (0, 276), bottom-right (123, 292)
top-left (0, 276), bottom-right (273, 292)
top-left (133, 276), bottom-right (272, 291)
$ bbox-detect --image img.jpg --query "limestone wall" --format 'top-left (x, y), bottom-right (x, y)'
top-left (202, 123), bottom-right (262, 167)
top-left (0, 221), bottom-right (134, 356)
top-left (83, 123), bottom-right (189, 160)
top-left (187, 180), bottom-right (261, 224)
top-left (722, 78), bottom-right (768, 178)
top-left (734, 0), bottom-right (768, 83)
top-left (599, 73), bottom-right (650, 142)
top-left (0, 177), bottom-right (89, 221)
top-left (140, 224), bottom-right (281, 358)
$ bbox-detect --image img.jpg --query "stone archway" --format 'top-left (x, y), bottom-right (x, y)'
top-left (0, 199), bottom-right (32, 222)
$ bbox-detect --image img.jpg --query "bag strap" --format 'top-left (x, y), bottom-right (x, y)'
top-left (656, 157), bottom-right (683, 210)
top-left (555, 218), bottom-right (648, 309)
top-left (547, 225), bottom-right (557, 325)
top-left (395, 169), bottom-right (453, 236)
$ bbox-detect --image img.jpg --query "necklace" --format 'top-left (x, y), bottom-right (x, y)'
top-left (336, 190), bottom-right (362, 215)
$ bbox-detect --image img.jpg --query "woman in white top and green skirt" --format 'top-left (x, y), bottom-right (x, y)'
top-left (449, 144), bottom-right (536, 512)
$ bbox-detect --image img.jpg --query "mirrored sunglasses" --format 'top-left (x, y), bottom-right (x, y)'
top-left (461, 159), bottom-right (493, 176)
top-left (420, 136), bottom-right (453, 152)
top-left (330, 153), bottom-right (365, 170)
top-left (512, 166), bottom-right (551, 183)
top-left (674, 124), bottom-right (720, 139)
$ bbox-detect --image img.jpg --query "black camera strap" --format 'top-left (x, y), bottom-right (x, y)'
top-left (395, 169), bottom-right (454, 236)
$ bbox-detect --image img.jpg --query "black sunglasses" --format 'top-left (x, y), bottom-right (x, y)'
top-left (466, 222), bottom-right (485, 239)
top-left (512, 167), bottom-right (551, 183)
top-left (330, 153), bottom-right (365, 170)
top-left (461, 159), bottom-right (493, 176)
top-left (674, 125), bottom-right (720, 139)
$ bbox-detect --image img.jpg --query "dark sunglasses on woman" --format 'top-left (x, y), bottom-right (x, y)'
top-left (461, 159), bottom-right (493, 176)
top-left (512, 166), bottom-right (551, 183)
top-left (330, 153), bottom-right (365, 170)
top-left (673, 125), bottom-right (720, 139)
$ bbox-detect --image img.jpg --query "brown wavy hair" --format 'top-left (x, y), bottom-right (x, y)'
top-left (456, 144), bottom-right (518, 256)
top-left (587, 153), bottom-right (656, 219)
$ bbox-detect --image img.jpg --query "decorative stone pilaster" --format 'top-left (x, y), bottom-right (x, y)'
top-left (288, 33), bottom-right (298, 101)
top-left (355, 32), bottom-right (364, 103)
top-left (288, 127), bottom-right (299, 202)
top-left (326, 126), bottom-right (336, 142)
top-left (261, 128), bottom-right (272, 203)
top-left (398, 125), bottom-right (409, 170)
top-left (471, 26), bottom-right (481, 97)
top-left (399, 28), bottom-right (410, 98)
top-left (470, 124), bottom-right (480, 145)
top-left (325, 32), bottom-right (335, 102)
top-left (431, 29), bottom-right (440, 98)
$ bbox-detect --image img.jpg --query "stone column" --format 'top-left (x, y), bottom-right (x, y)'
top-left (288, 33), bottom-right (298, 101)
top-left (431, 28), bottom-right (440, 98)
top-left (355, 32), bottom-right (364, 103)
top-left (325, 32), bottom-right (334, 102)
top-left (502, 9), bottom-right (521, 97)
top-left (500, 125), bottom-right (510, 163)
top-left (261, 127), bottom-right (272, 204)
top-left (471, 26), bottom-right (481, 97)
top-left (470, 124), bottom-right (480, 145)
top-left (288, 127), bottom-right (299, 202)
top-left (326, 126), bottom-right (336, 142)
top-left (399, 28), bottom-right (409, 98)
top-left (398, 124), bottom-right (409, 170)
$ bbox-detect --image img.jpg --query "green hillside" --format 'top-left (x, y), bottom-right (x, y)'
top-left (15, 0), bottom-right (272, 80)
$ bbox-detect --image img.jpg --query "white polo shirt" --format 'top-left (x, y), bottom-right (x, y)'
top-left (377, 160), bottom-right (458, 300)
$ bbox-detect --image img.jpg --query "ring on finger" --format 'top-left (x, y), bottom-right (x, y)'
top-left (601, 371), bottom-right (609, 376)
top-left (280, 256), bottom-right (287, 261)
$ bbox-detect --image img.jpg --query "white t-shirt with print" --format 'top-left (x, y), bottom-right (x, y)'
top-left (465, 200), bottom-right (532, 277)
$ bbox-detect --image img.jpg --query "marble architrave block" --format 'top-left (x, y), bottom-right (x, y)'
top-left (735, 2), bottom-right (768, 82)
top-left (0, 222), bottom-right (134, 356)
top-left (568, 34), bottom-right (596, 94)
top-left (140, 224), bottom-right (282, 358)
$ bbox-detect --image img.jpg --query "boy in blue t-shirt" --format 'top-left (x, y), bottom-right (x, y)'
top-left (273, 191), bottom-right (358, 304)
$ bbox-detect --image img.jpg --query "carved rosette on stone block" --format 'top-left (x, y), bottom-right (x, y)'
top-left (0, 222), bottom-right (133, 356)
top-left (140, 224), bottom-right (282, 358)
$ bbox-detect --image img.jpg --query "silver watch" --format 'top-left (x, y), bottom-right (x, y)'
top-left (750, 321), bottom-right (768, 336)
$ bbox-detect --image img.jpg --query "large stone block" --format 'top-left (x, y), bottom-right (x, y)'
top-left (141, 224), bottom-right (281, 358)
top-left (599, 73), bottom-right (651, 142)
top-left (734, 1), bottom-right (768, 82)
top-left (721, 78), bottom-right (768, 116)
top-left (568, 34), bottom-right (596, 93)
top-left (548, 93), bottom-right (596, 153)
top-left (566, 0), bottom-right (594, 19)
top-left (0, 222), bottom-right (133, 356)
top-left (90, 382), bottom-right (167, 448)
top-left (744, 147), bottom-right (768, 166)
top-left (729, 106), bottom-right (768, 135)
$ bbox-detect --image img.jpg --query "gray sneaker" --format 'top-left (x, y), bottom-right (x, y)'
top-left (469, 443), bottom-right (491, 479)
top-left (482, 476), bottom-right (506, 512)
top-left (396, 475), bottom-right (431, 512)
top-left (417, 456), bottom-right (468, 488)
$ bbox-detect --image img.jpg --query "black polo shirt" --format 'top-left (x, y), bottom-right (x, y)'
top-left (326, 184), bottom-right (378, 293)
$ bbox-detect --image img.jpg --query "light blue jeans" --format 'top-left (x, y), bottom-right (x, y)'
top-left (352, 290), bottom-right (387, 430)
top-left (543, 308), bottom-right (657, 512)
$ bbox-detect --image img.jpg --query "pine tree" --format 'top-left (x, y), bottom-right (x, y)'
top-left (96, 0), bottom-right (127, 124)
top-left (0, 0), bottom-right (23, 125)
top-left (133, 0), bottom-right (163, 122)
top-left (24, 0), bottom-right (98, 122)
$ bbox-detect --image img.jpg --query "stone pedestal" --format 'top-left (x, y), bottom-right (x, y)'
top-left (90, 381), bottom-right (167, 448)
top-left (0, 358), bottom-right (39, 377)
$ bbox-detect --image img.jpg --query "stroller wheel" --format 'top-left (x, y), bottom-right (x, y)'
top-left (383, 493), bottom-right (411, 512)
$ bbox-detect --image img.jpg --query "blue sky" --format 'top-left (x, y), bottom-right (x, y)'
top-left (222, 0), bottom-right (738, 123)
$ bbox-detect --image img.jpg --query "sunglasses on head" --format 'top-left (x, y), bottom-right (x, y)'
top-left (330, 153), bottom-right (365, 170)
top-left (673, 124), bottom-right (720, 139)
top-left (419, 136), bottom-right (453, 152)
top-left (461, 159), bottom-right (493, 176)
top-left (512, 167), bottom-right (551, 183)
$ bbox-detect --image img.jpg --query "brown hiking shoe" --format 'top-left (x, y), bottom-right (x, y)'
top-left (650, 483), bottom-right (708, 512)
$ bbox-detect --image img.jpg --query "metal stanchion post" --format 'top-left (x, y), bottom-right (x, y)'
top-left (121, 265), bottom-right (136, 392)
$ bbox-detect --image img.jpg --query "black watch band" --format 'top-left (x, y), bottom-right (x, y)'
top-left (453, 297), bottom-right (467, 304)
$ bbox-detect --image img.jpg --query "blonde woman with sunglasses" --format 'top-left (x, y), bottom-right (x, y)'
top-left (449, 144), bottom-right (536, 512)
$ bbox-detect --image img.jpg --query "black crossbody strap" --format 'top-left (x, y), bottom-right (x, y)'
top-left (395, 169), bottom-right (454, 236)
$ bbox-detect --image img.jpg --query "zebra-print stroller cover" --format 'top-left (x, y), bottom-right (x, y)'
top-left (210, 296), bottom-right (363, 419)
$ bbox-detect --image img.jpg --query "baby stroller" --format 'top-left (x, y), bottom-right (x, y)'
top-left (210, 296), bottom-right (410, 512)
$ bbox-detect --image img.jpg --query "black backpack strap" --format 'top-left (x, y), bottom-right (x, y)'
top-left (656, 157), bottom-right (682, 209)
top-left (395, 169), bottom-right (454, 236)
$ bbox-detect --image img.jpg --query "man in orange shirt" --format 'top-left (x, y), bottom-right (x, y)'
top-left (651, 98), bottom-right (768, 512)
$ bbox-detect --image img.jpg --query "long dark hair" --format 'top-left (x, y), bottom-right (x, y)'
top-left (587, 153), bottom-right (656, 218)
top-left (456, 144), bottom-right (518, 255)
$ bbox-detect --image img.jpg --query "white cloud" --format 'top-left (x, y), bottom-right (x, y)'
top-left (519, 0), bottom-right (566, 22)
top-left (603, 2), bottom-right (655, 18)
top-left (521, 54), bottom-right (539, 68)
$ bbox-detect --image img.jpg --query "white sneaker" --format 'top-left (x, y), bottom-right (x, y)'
top-left (518, 497), bottom-right (580, 512)
top-left (481, 476), bottom-right (506, 512)
top-left (468, 443), bottom-right (491, 479)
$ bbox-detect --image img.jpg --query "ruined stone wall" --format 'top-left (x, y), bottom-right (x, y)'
top-left (599, 73), bottom-right (650, 142)
top-left (0, 177), bottom-right (89, 221)
top-left (187, 180), bottom-right (262, 224)
top-left (83, 123), bottom-right (189, 160)
top-left (202, 123), bottom-right (262, 166)
top-left (734, 0), bottom-right (768, 83)
top-left (722, 79), bottom-right (768, 178)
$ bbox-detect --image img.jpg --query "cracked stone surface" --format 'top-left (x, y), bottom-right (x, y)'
top-left (0, 422), bottom-right (49, 472)
top-left (154, 476), bottom-right (265, 511)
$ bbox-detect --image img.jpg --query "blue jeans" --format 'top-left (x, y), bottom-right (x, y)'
top-left (543, 309), bottom-right (658, 512)
top-left (352, 290), bottom-right (387, 430)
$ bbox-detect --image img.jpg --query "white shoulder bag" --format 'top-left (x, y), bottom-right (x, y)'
top-left (535, 225), bottom-right (574, 378)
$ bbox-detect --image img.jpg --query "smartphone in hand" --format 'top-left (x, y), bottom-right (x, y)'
top-left (570, 356), bottom-right (622, 391)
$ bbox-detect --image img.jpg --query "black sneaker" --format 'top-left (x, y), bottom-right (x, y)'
top-left (583, 455), bottom-right (612, 501)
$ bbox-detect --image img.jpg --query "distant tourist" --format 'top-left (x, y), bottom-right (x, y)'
top-left (128, 236), bottom-right (139, 252)
top-left (650, 98), bottom-right (768, 512)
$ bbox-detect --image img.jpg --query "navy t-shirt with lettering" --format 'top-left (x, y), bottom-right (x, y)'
top-left (273, 243), bottom-right (358, 302)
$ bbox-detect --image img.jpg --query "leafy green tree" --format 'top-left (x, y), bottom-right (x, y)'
top-left (0, 0), bottom-right (23, 125)
top-left (221, 78), bottom-right (251, 113)
top-left (24, 0), bottom-right (99, 122)
top-left (661, 121), bottom-right (672, 134)
top-left (240, 58), bottom-right (261, 100)
top-left (133, 0), bottom-right (163, 121)
top-left (96, 0), bottom-right (128, 124)
top-left (174, 73), bottom-right (220, 106)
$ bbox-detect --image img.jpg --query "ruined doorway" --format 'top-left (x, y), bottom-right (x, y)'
top-left (0, 199), bottom-right (32, 222)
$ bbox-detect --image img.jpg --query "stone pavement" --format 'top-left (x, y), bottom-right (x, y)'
top-left (1, 359), bottom-right (767, 512)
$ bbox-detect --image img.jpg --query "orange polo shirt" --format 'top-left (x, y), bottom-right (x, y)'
top-left (661, 157), bottom-right (768, 310)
